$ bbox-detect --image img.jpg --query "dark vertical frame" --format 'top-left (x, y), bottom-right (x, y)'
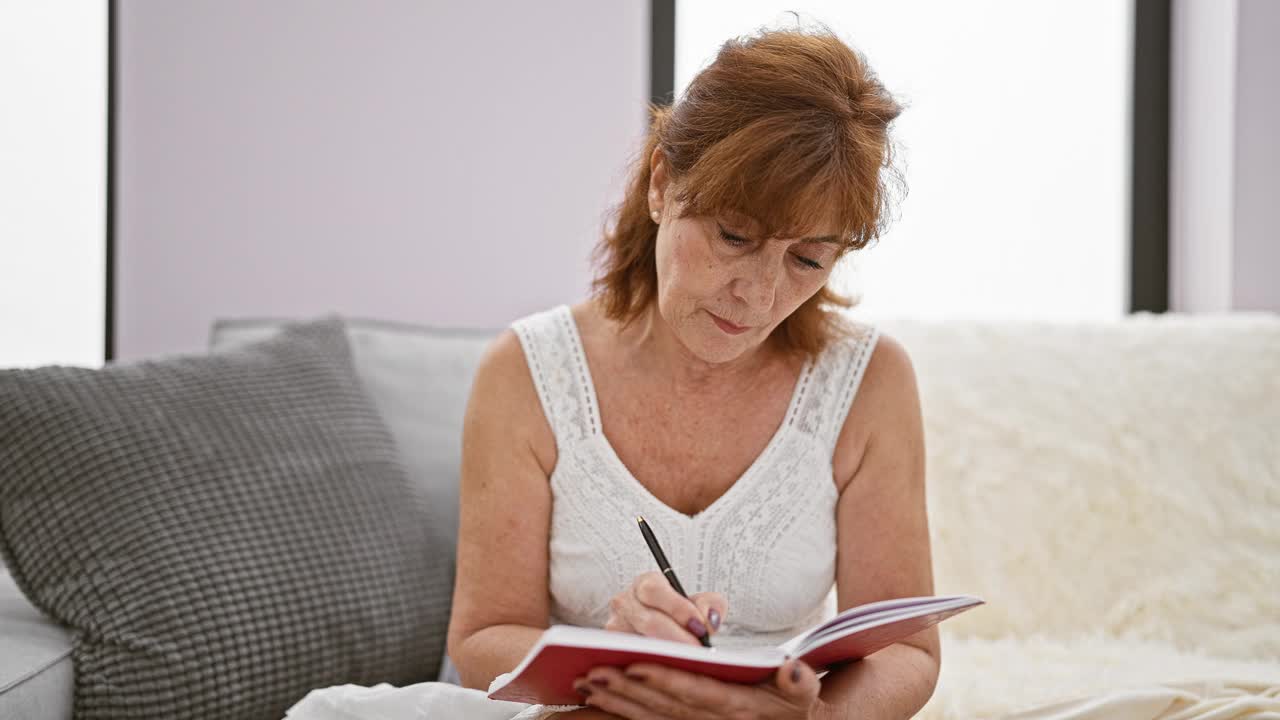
top-left (1130, 0), bottom-right (1171, 313)
top-left (649, 0), bottom-right (675, 108)
top-left (105, 0), bottom-right (117, 361)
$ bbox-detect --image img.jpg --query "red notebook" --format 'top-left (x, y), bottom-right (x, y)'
top-left (488, 594), bottom-right (983, 705)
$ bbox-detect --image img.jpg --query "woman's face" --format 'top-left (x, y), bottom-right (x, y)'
top-left (648, 154), bottom-right (841, 364)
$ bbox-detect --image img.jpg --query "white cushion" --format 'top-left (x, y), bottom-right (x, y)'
top-left (0, 570), bottom-right (73, 719)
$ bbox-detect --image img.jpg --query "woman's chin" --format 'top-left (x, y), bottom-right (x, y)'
top-left (685, 330), bottom-right (757, 365)
top-left (661, 307), bottom-right (763, 364)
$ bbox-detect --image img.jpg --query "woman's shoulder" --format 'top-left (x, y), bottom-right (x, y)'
top-left (835, 323), bottom-right (918, 427)
top-left (470, 303), bottom-right (582, 426)
top-left (495, 300), bottom-right (592, 363)
top-left (468, 326), bottom-right (558, 472)
top-left (474, 300), bottom-right (573, 396)
top-left (827, 321), bottom-right (921, 492)
top-left (858, 331), bottom-right (916, 396)
top-left (820, 313), bottom-right (913, 395)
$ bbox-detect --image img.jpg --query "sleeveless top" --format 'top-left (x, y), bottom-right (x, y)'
top-left (510, 304), bottom-right (879, 651)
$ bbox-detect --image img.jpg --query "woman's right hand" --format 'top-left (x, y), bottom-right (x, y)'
top-left (604, 571), bottom-right (727, 645)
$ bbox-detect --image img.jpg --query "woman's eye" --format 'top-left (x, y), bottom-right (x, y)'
top-left (718, 224), bottom-right (824, 269)
top-left (792, 254), bottom-right (824, 270)
top-left (717, 227), bottom-right (750, 248)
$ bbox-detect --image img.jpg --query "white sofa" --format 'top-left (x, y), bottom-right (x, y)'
top-left (2, 311), bottom-right (1277, 718)
top-left (887, 312), bottom-right (1280, 718)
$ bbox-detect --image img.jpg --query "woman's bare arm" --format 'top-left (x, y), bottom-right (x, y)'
top-left (446, 329), bottom-right (560, 690)
top-left (818, 334), bottom-right (941, 719)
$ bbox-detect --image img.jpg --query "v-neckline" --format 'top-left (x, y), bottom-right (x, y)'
top-left (557, 304), bottom-right (813, 524)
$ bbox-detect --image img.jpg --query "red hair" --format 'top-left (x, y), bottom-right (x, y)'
top-left (592, 24), bottom-right (903, 356)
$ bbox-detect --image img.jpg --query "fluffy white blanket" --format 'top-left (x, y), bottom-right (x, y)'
top-left (884, 313), bottom-right (1280, 718)
top-left (919, 632), bottom-right (1280, 718)
top-left (1007, 682), bottom-right (1280, 720)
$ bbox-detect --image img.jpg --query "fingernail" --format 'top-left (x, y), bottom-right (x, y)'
top-left (687, 618), bottom-right (708, 638)
top-left (575, 683), bottom-right (593, 697)
top-left (791, 665), bottom-right (801, 683)
top-left (708, 609), bottom-right (721, 630)
top-left (624, 671), bottom-right (647, 682)
top-left (590, 677), bottom-right (609, 688)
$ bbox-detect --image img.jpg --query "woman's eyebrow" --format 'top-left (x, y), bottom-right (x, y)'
top-left (722, 221), bottom-right (840, 244)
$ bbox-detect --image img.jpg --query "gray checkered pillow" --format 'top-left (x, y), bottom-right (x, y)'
top-left (0, 316), bottom-right (450, 719)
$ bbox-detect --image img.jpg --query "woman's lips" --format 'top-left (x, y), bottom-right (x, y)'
top-left (709, 312), bottom-right (751, 335)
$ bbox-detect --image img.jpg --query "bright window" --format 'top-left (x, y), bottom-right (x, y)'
top-left (0, 1), bottom-right (108, 367)
top-left (676, 1), bottom-right (1133, 320)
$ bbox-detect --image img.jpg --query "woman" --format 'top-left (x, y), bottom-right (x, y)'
top-left (447, 25), bottom-right (938, 720)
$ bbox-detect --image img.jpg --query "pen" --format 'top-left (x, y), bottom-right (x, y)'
top-left (636, 515), bottom-right (712, 648)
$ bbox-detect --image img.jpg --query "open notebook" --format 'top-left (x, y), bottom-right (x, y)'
top-left (489, 594), bottom-right (983, 705)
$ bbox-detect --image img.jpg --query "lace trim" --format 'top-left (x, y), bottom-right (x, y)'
top-left (511, 308), bottom-right (595, 448)
top-left (555, 307), bottom-right (601, 437)
top-left (814, 325), bottom-right (881, 455)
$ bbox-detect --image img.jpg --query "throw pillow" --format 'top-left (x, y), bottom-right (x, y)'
top-left (0, 316), bottom-right (450, 719)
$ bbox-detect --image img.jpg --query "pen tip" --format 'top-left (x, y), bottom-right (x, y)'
top-left (636, 515), bottom-right (646, 524)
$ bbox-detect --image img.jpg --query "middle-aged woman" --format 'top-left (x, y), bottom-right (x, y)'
top-left (445, 23), bottom-right (938, 720)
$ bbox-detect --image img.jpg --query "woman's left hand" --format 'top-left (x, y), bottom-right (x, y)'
top-left (572, 658), bottom-right (822, 719)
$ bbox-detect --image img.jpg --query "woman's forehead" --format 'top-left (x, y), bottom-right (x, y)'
top-left (714, 207), bottom-right (843, 240)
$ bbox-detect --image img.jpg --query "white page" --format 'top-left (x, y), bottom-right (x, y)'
top-left (789, 596), bottom-right (983, 657)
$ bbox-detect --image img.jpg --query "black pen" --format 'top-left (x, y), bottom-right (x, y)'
top-left (636, 515), bottom-right (712, 648)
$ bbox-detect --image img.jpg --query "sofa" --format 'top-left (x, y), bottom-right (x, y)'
top-left (2, 311), bottom-right (1277, 719)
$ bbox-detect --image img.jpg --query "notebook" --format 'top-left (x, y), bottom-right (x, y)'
top-left (488, 594), bottom-right (983, 705)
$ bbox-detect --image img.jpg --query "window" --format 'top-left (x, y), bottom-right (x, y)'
top-left (0, 1), bottom-right (108, 367)
top-left (675, 1), bottom-right (1133, 320)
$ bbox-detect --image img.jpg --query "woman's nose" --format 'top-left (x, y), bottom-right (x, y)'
top-left (731, 254), bottom-right (781, 311)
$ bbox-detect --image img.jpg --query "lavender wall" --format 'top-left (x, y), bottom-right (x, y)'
top-left (116, 0), bottom-right (649, 360)
top-left (1232, 0), bottom-right (1280, 311)
top-left (1169, 0), bottom-right (1280, 313)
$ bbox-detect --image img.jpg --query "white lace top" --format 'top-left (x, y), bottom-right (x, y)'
top-left (510, 304), bottom-right (879, 651)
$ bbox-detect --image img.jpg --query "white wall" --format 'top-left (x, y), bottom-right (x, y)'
top-left (1170, 0), bottom-right (1280, 313)
top-left (0, 1), bottom-right (106, 368)
top-left (116, 0), bottom-right (649, 360)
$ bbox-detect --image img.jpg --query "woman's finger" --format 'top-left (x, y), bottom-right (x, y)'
top-left (772, 659), bottom-right (821, 706)
top-left (580, 667), bottom-right (703, 719)
top-left (603, 612), bottom-right (633, 634)
top-left (579, 671), bottom-right (679, 720)
top-left (688, 591), bottom-right (727, 634)
top-left (631, 571), bottom-right (712, 643)
top-left (612, 580), bottom-right (703, 644)
top-left (616, 662), bottom-right (742, 714)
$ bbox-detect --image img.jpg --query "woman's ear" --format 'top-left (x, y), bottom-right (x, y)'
top-left (648, 146), bottom-right (670, 210)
